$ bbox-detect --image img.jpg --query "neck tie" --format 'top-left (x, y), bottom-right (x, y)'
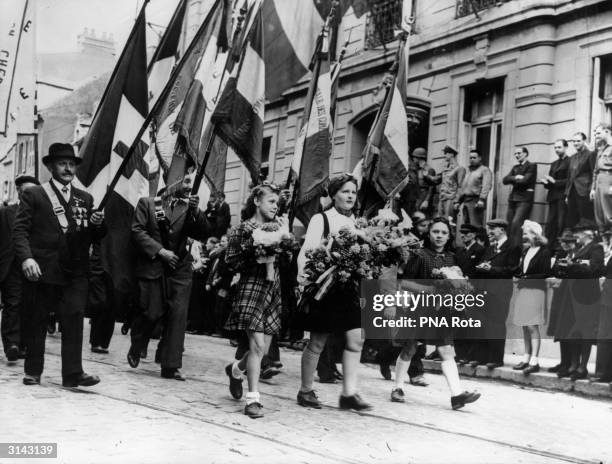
top-left (62, 186), bottom-right (68, 195)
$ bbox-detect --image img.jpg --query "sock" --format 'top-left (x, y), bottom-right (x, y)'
top-left (441, 360), bottom-right (462, 397)
top-left (529, 356), bottom-right (539, 366)
top-left (522, 354), bottom-right (530, 363)
top-left (231, 361), bottom-right (245, 380)
top-left (245, 391), bottom-right (260, 405)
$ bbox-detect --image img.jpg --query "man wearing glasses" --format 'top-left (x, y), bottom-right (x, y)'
top-left (502, 146), bottom-right (537, 245)
top-left (566, 132), bottom-right (596, 229)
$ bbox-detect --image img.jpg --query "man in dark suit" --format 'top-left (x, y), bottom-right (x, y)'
top-left (0, 175), bottom-right (39, 362)
top-left (566, 132), bottom-right (596, 228)
top-left (542, 139), bottom-right (570, 247)
top-left (205, 192), bottom-right (232, 238)
top-left (503, 146), bottom-right (537, 246)
top-left (13, 143), bottom-right (106, 387)
top-left (127, 174), bottom-right (212, 380)
top-left (472, 219), bottom-right (521, 368)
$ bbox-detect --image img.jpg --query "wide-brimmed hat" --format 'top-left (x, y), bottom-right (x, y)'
top-left (42, 143), bottom-right (82, 165)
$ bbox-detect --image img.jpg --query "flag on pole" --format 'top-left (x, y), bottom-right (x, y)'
top-left (151, 0), bottom-right (229, 188)
top-left (290, 28), bottom-right (336, 227)
top-left (75, 3), bottom-right (149, 302)
top-left (359, 35), bottom-right (410, 216)
top-left (147, 0), bottom-right (187, 105)
top-left (211, 4), bottom-right (265, 183)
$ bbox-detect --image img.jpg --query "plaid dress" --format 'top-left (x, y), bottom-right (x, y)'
top-left (224, 219), bottom-right (282, 335)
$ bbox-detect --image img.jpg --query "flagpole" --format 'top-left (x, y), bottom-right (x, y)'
top-left (96, 0), bottom-right (224, 210)
top-left (146, 0), bottom-right (186, 73)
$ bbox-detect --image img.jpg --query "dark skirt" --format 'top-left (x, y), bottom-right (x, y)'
top-left (298, 282), bottom-right (361, 333)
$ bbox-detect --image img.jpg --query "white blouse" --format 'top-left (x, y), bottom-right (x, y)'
top-left (297, 207), bottom-right (355, 283)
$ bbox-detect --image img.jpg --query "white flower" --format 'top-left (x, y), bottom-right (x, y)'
top-left (252, 228), bottom-right (284, 247)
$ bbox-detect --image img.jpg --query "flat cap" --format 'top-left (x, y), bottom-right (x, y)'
top-left (486, 218), bottom-right (509, 229)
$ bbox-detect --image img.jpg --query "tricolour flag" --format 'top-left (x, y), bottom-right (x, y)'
top-left (211, 4), bottom-right (265, 183)
top-left (147, 0), bottom-right (187, 105)
top-left (359, 35), bottom-right (410, 216)
top-left (75, 3), bottom-right (149, 303)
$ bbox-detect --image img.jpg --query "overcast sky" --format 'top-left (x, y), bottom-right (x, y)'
top-left (37, 0), bottom-right (180, 54)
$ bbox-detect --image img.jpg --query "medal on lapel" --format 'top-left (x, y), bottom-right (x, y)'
top-left (73, 198), bottom-right (87, 231)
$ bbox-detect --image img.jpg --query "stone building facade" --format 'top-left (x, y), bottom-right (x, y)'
top-left (222, 0), bottom-right (612, 227)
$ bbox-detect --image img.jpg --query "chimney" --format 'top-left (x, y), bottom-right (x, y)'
top-left (77, 27), bottom-right (115, 57)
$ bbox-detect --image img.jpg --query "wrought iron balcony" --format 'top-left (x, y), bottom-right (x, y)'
top-left (364, 0), bottom-right (404, 49)
top-left (456, 0), bottom-right (512, 19)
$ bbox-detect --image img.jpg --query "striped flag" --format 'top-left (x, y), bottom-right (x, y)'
top-left (75, 3), bottom-right (149, 304)
top-left (262, 0), bottom-right (368, 101)
top-left (290, 28), bottom-right (337, 227)
top-left (359, 36), bottom-right (410, 216)
top-left (147, 0), bottom-right (187, 105)
top-left (211, 4), bottom-right (265, 183)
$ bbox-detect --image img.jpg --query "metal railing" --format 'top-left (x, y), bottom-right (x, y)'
top-left (456, 0), bottom-right (511, 19)
top-left (364, 0), bottom-right (404, 49)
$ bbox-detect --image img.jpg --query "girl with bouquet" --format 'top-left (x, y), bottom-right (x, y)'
top-left (296, 174), bottom-right (372, 411)
top-left (392, 217), bottom-right (481, 410)
top-left (223, 183), bottom-right (293, 419)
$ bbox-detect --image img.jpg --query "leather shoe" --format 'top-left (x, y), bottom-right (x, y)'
top-left (23, 374), bottom-right (40, 385)
top-left (318, 376), bottom-right (338, 384)
top-left (486, 362), bottom-right (503, 370)
top-left (468, 360), bottom-right (481, 368)
top-left (557, 368), bottom-right (571, 378)
top-left (451, 391), bottom-right (481, 410)
top-left (522, 364), bottom-right (540, 376)
top-left (127, 349), bottom-right (140, 368)
top-left (225, 363), bottom-right (243, 399)
top-left (260, 366), bottom-right (281, 380)
top-left (591, 375), bottom-right (612, 383)
top-left (570, 368), bottom-right (588, 381)
top-left (161, 368), bottom-right (186, 381)
top-left (512, 361), bottom-right (529, 370)
top-left (62, 373), bottom-right (100, 388)
top-left (380, 363), bottom-right (392, 380)
top-left (339, 394), bottom-right (372, 411)
top-left (297, 389), bottom-right (322, 409)
top-left (244, 402), bottom-right (264, 419)
top-left (547, 364), bottom-right (561, 373)
top-left (5, 344), bottom-right (19, 362)
top-left (391, 388), bottom-right (405, 403)
top-left (91, 346), bottom-right (109, 354)
top-left (269, 360), bottom-right (283, 369)
top-left (409, 375), bottom-right (428, 387)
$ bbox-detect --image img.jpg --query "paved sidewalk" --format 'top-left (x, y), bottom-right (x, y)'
top-left (0, 325), bottom-right (610, 464)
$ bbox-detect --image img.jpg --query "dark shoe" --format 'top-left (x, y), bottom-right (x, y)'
top-left (225, 363), bottom-right (243, 399)
top-left (260, 366), bottom-right (281, 380)
top-left (23, 374), bottom-right (40, 385)
top-left (62, 373), bottom-right (100, 388)
top-left (425, 351), bottom-right (441, 361)
top-left (591, 375), bottom-right (612, 383)
top-left (391, 388), bottom-right (405, 403)
top-left (380, 363), bottom-right (392, 380)
top-left (557, 368), bottom-right (571, 378)
top-left (269, 360), bottom-right (283, 369)
top-left (570, 368), bottom-right (588, 381)
top-left (297, 389), bottom-right (322, 409)
top-left (522, 364), bottom-right (540, 376)
top-left (486, 362), bottom-right (503, 370)
top-left (17, 349), bottom-right (26, 359)
top-left (333, 369), bottom-right (343, 381)
top-left (244, 402), bottom-right (264, 419)
top-left (121, 323), bottom-right (130, 335)
top-left (409, 375), bottom-right (428, 387)
top-left (91, 346), bottom-right (109, 354)
top-left (5, 344), bottom-right (19, 362)
top-left (127, 349), bottom-right (140, 368)
top-left (451, 391), bottom-right (481, 410)
top-left (512, 361), bottom-right (529, 370)
top-left (318, 376), bottom-right (338, 384)
top-left (468, 360), bottom-right (481, 368)
top-left (548, 364), bottom-right (561, 373)
top-left (161, 368), bottom-right (186, 381)
top-left (140, 347), bottom-right (148, 359)
top-left (229, 339), bottom-right (239, 347)
top-left (339, 394), bottom-right (372, 411)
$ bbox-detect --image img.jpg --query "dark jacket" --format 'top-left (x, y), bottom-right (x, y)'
top-left (475, 239), bottom-right (522, 279)
top-left (12, 183), bottom-right (106, 285)
top-left (514, 246), bottom-right (552, 289)
top-left (131, 197), bottom-right (212, 279)
top-left (205, 201), bottom-right (231, 238)
top-left (455, 241), bottom-right (485, 277)
top-left (0, 203), bottom-right (18, 281)
top-left (544, 156), bottom-right (570, 202)
top-left (565, 148), bottom-right (596, 198)
top-left (502, 160), bottom-right (537, 202)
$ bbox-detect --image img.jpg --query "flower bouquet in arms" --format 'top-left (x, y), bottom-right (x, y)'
top-left (252, 221), bottom-right (300, 281)
top-left (431, 266), bottom-right (474, 295)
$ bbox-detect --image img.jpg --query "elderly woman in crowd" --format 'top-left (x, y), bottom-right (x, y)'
top-left (510, 220), bottom-right (551, 376)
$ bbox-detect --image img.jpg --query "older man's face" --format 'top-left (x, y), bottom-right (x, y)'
top-left (49, 158), bottom-right (76, 185)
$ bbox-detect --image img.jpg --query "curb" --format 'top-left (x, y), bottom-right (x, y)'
top-left (422, 360), bottom-right (612, 398)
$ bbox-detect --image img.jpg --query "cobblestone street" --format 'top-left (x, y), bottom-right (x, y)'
top-left (0, 325), bottom-right (610, 464)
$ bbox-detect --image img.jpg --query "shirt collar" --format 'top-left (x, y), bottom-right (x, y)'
top-left (51, 178), bottom-right (71, 193)
top-left (496, 237), bottom-right (507, 249)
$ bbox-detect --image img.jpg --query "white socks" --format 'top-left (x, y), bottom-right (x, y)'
top-left (522, 354), bottom-right (530, 363)
top-left (231, 361), bottom-right (245, 380)
top-left (441, 360), bottom-right (462, 397)
top-left (529, 356), bottom-right (539, 366)
top-left (245, 391), bottom-right (260, 405)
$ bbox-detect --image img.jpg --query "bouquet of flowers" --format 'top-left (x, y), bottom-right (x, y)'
top-left (252, 222), bottom-right (299, 281)
top-left (431, 266), bottom-right (474, 294)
